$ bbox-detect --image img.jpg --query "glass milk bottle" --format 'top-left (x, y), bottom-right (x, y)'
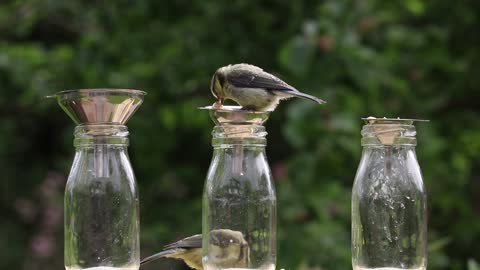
top-left (352, 117), bottom-right (427, 270)
top-left (51, 89), bottom-right (146, 270)
top-left (202, 106), bottom-right (276, 270)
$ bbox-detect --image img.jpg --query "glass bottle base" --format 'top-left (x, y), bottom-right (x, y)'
top-left (354, 267), bottom-right (426, 270)
top-left (204, 263), bottom-right (275, 270)
top-left (66, 266), bottom-right (138, 270)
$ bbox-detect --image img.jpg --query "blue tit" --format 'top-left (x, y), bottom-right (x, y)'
top-left (140, 229), bottom-right (249, 270)
top-left (210, 63), bottom-right (326, 111)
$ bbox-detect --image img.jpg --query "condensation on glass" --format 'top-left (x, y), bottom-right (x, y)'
top-left (201, 106), bottom-right (276, 270)
top-left (352, 117), bottom-right (428, 270)
top-left (51, 89), bottom-right (146, 270)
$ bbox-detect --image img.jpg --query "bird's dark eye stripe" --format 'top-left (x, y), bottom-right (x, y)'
top-left (217, 73), bottom-right (226, 86)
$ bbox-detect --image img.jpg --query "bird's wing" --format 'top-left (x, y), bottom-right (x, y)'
top-left (140, 235), bottom-right (202, 266)
top-left (140, 249), bottom-right (177, 265)
top-left (227, 68), bottom-right (297, 92)
top-left (164, 234), bottom-right (203, 249)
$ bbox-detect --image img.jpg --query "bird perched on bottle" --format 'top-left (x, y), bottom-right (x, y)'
top-left (210, 63), bottom-right (325, 111)
top-left (140, 229), bottom-right (249, 270)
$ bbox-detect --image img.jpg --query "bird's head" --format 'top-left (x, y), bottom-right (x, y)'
top-left (210, 66), bottom-right (228, 100)
top-left (209, 229), bottom-right (249, 268)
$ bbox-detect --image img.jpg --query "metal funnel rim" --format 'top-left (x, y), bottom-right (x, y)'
top-left (56, 88), bottom-right (147, 96)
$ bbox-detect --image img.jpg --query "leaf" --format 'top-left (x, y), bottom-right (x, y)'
top-left (468, 259), bottom-right (480, 270)
top-left (279, 36), bottom-right (315, 77)
top-left (406, 0), bottom-right (425, 15)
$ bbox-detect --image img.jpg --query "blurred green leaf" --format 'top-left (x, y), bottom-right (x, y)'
top-left (469, 259), bottom-right (480, 270)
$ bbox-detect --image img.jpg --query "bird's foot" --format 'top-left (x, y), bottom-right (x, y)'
top-left (212, 101), bottom-right (223, 109)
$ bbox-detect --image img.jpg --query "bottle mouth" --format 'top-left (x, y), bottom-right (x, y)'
top-left (211, 125), bottom-right (267, 147)
top-left (74, 124), bottom-right (129, 146)
top-left (361, 117), bottom-right (428, 146)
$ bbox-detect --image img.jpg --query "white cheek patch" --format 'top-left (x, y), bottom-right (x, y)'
top-left (210, 245), bottom-right (224, 259)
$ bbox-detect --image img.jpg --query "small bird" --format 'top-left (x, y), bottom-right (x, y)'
top-left (140, 229), bottom-right (249, 270)
top-left (210, 63), bottom-right (325, 111)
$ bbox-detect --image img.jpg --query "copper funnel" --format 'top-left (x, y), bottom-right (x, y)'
top-left (49, 89), bottom-right (146, 125)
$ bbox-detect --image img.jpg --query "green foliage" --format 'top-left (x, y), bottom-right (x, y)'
top-left (0, 0), bottom-right (479, 269)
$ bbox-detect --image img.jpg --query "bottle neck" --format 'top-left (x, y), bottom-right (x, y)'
top-left (212, 124), bottom-right (267, 148)
top-left (361, 145), bottom-right (416, 156)
top-left (74, 124), bottom-right (129, 147)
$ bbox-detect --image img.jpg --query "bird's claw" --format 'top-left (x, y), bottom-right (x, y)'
top-left (212, 101), bottom-right (223, 109)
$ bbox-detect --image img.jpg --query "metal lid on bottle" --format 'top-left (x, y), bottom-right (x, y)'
top-left (48, 89), bottom-right (146, 125)
top-left (362, 116), bottom-right (429, 125)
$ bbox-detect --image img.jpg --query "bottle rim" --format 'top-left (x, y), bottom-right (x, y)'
top-left (212, 125), bottom-right (267, 147)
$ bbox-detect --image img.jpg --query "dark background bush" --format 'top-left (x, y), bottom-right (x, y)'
top-left (1, 1), bottom-right (479, 269)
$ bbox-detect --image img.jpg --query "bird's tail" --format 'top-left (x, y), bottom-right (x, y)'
top-left (286, 91), bottom-right (326, 104)
top-left (140, 250), bottom-right (176, 266)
